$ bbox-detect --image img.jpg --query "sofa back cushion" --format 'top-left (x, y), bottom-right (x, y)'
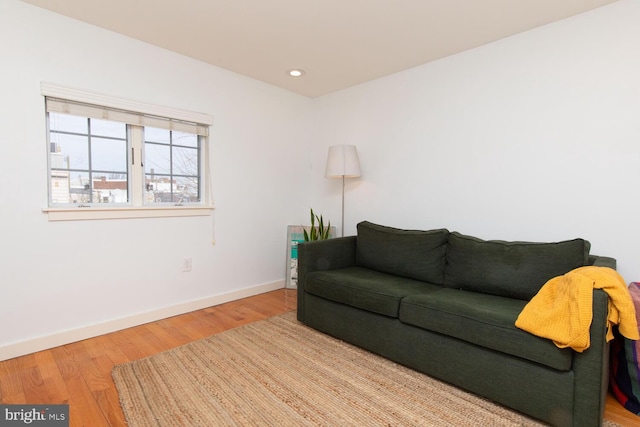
top-left (444, 232), bottom-right (590, 300)
top-left (356, 221), bottom-right (449, 284)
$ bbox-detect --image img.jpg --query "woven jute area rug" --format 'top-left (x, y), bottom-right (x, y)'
top-left (113, 311), bottom-right (618, 426)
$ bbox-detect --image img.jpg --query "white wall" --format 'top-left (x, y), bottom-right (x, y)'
top-left (0, 1), bottom-right (312, 359)
top-left (312, 0), bottom-right (640, 282)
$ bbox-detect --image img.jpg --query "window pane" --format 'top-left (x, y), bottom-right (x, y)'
top-left (172, 146), bottom-right (198, 175)
top-left (91, 119), bottom-right (126, 139)
top-left (50, 170), bottom-right (71, 204)
top-left (143, 175), bottom-right (200, 204)
top-left (145, 143), bottom-right (170, 175)
top-left (144, 129), bottom-right (201, 205)
top-left (92, 137), bottom-right (127, 172)
top-left (69, 172), bottom-right (91, 204)
top-left (173, 131), bottom-right (198, 148)
top-left (175, 176), bottom-right (200, 202)
top-left (145, 127), bottom-right (170, 144)
top-left (50, 133), bottom-right (89, 170)
top-left (144, 174), bottom-right (173, 203)
top-left (49, 112), bottom-right (87, 133)
top-left (93, 173), bottom-right (128, 203)
top-left (48, 112), bottom-right (130, 206)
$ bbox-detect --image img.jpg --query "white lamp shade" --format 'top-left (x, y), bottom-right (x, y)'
top-left (325, 145), bottom-right (361, 178)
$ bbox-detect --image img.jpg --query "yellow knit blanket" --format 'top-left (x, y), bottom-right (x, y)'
top-left (515, 266), bottom-right (639, 352)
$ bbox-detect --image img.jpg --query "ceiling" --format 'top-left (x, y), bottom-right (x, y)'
top-left (21, 0), bottom-right (619, 98)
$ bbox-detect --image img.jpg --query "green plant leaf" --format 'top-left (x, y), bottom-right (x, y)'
top-left (322, 221), bottom-right (331, 239)
top-left (304, 208), bottom-right (332, 241)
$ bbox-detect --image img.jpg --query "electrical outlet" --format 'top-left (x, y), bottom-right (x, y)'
top-left (182, 257), bottom-right (192, 272)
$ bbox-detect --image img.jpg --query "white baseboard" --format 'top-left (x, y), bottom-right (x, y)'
top-left (0, 280), bottom-right (285, 362)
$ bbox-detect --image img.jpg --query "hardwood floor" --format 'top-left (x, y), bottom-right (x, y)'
top-left (0, 288), bottom-right (638, 426)
top-left (0, 289), bottom-right (298, 427)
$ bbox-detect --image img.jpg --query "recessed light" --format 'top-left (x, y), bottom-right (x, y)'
top-left (289, 69), bottom-right (305, 77)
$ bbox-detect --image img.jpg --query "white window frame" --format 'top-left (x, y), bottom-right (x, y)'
top-left (41, 82), bottom-right (214, 221)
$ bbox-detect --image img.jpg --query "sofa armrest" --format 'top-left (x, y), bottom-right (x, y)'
top-left (573, 256), bottom-right (616, 425)
top-left (298, 236), bottom-right (357, 273)
top-left (588, 255), bottom-right (617, 269)
top-left (297, 236), bottom-right (357, 321)
top-left (572, 288), bottom-right (610, 427)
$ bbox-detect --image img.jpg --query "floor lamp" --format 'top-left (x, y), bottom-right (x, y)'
top-left (325, 145), bottom-right (361, 237)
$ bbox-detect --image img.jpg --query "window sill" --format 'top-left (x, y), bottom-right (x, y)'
top-left (42, 205), bottom-right (214, 221)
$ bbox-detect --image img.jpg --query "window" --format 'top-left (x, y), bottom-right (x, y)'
top-left (144, 127), bottom-right (200, 204)
top-left (49, 113), bottom-right (128, 205)
top-left (42, 83), bottom-right (213, 221)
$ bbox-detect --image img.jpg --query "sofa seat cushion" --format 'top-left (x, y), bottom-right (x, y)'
top-left (356, 221), bottom-right (449, 284)
top-left (399, 288), bottom-right (573, 371)
top-left (305, 266), bottom-right (441, 318)
top-left (444, 232), bottom-right (590, 300)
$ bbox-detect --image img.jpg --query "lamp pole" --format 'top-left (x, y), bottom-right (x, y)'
top-left (340, 175), bottom-right (345, 237)
top-left (325, 145), bottom-right (361, 238)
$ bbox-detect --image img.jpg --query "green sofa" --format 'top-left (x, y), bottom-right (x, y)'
top-left (297, 221), bottom-right (616, 427)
